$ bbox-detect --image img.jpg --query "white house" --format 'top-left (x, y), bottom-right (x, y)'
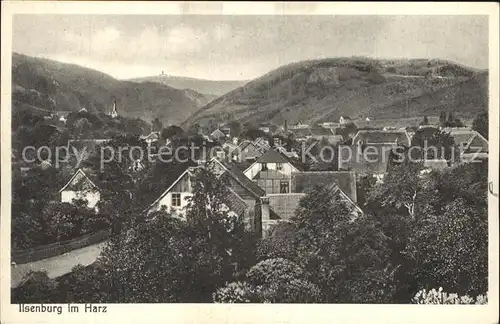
top-left (243, 149), bottom-right (300, 181)
top-left (59, 169), bottom-right (101, 210)
top-left (147, 167), bottom-right (198, 216)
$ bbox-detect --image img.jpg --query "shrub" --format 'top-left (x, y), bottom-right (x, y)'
top-left (412, 287), bottom-right (488, 304)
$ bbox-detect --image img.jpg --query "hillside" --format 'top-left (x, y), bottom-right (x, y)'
top-left (184, 57), bottom-right (488, 127)
top-left (11, 53), bottom-right (213, 125)
top-left (129, 74), bottom-right (247, 97)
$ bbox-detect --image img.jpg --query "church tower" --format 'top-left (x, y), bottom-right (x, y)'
top-left (111, 100), bottom-right (118, 118)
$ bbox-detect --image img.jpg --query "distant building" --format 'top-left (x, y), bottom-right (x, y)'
top-left (59, 169), bottom-right (101, 210)
top-left (210, 129), bottom-right (226, 141)
top-left (108, 100), bottom-right (118, 118)
top-left (442, 127), bottom-right (489, 163)
top-left (244, 149), bottom-right (301, 194)
top-left (289, 123), bottom-right (310, 130)
top-left (339, 116), bottom-right (352, 125)
top-left (146, 159), bottom-right (267, 234)
top-left (232, 140), bottom-right (263, 162)
top-left (259, 126), bottom-right (271, 133)
top-left (351, 129), bottom-right (411, 147)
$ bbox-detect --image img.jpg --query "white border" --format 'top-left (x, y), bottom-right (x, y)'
top-left (1, 2), bottom-right (499, 324)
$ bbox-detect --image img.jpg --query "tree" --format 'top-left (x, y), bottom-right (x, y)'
top-left (95, 169), bottom-right (250, 302)
top-left (404, 198), bottom-right (487, 296)
top-left (213, 258), bottom-right (321, 303)
top-left (410, 128), bottom-right (456, 161)
top-left (259, 186), bottom-right (393, 303)
top-left (12, 271), bottom-right (57, 303)
top-left (472, 110), bottom-right (488, 140)
top-left (369, 162), bottom-right (439, 219)
top-left (152, 117), bottom-right (163, 132)
top-left (161, 125), bottom-right (184, 140)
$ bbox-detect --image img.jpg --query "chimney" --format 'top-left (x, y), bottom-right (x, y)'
top-left (284, 120), bottom-right (288, 133)
top-left (113, 100), bottom-right (117, 112)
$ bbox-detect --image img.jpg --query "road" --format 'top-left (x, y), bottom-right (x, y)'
top-left (11, 242), bottom-right (107, 288)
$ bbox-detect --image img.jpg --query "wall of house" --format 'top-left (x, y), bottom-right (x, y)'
top-left (153, 192), bottom-right (193, 215)
top-left (244, 162), bottom-right (296, 180)
top-left (61, 190), bottom-right (100, 209)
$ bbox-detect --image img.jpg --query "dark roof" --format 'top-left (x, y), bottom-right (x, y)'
top-left (267, 193), bottom-right (306, 221)
top-left (290, 128), bottom-right (312, 138)
top-left (225, 189), bottom-right (249, 216)
top-left (310, 127), bottom-right (334, 136)
top-left (144, 162), bottom-right (196, 208)
top-left (291, 171), bottom-right (357, 203)
top-left (256, 149), bottom-right (290, 164)
top-left (338, 144), bottom-right (392, 175)
top-left (214, 159), bottom-right (266, 197)
top-left (352, 130), bottom-right (410, 146)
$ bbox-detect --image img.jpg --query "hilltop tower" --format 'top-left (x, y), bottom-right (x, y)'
top-left (110, 100), bottom-right (118, 118)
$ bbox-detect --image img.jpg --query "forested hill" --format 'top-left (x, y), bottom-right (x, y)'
top-left (129, 74), bottom-right (246, 97)
top-left (11, 53), bottom-right (213, 125)
top-left (183, 57), bottom-right (488, 127)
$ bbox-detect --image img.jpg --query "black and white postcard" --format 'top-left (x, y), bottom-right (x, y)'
top-left (1, 2), bottom-right (498, 324)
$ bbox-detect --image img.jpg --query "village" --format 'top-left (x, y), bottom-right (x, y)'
top-left (7, 11), bottom-right (493, 307)
top-left (16, 99), bottom-right (487, 241)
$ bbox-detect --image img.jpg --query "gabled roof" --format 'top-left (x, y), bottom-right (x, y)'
top-left (58, 168), bottom-right (100, 193)
top-left (256, 149), bottom-right (290, 164)
top-left (322, 182), bottom-right (363, 215)
top-left (338, 144), bottom-right (392, 175)
top-left (146, 164), bottom-right (198, 211)
top-left (210, 129), bottom-right (226, 138)
top-left (310, 127), bottom-right (334, 137)
top-left (291, 171), bottom-right (357, 203)
top-left (225, 188), bottom-right (249, 216)
top-left (267, 193), bottom-right (306, 221)
top-left (290, 128), bottom-right (313, 138)
top-left (352, 130), bottom-right (410, 146)
top-left (209, 158), bottom-right (266, 198)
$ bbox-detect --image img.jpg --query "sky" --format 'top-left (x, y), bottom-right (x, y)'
top-left (12, 15), bottom-right (488, 81)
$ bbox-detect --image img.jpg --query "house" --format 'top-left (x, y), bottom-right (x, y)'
top-left (319, 122), bottom-right (340, 129)
top-left (338, 143), bottom-right (394, 181)
top-left (288, 123), bottom-right (310, 130)
top-left (352, 129), bottom-right (411, 147)
top-left (140, 131), bottom-right (160, 146)
top-left (339, 116), bottom-right (352, 125)
top-left (290, 128), bottom-right (313, 142)
top-left (220, 127), bottom-right (231, 137)
top-left (259, 126), bottom-right (271, 133)
top-left (244, 149), bottom-right (301, 194)
top-left (261, 172), bottom-right (362, 237)
top-left (309, 127), bottom-right (343, 144)
top-left (210, 129), bottom-right (226, 141)
top-left (232, 140), bottom-right (264, 162)
top-left (442, 127), bottom-right (488, 163)
top-left (59, 169), bottom-right (101, 210)
top-left (146, 159), bottom-right (267, 234)
top-left (254, 137), bottom-right (271, 150)
top-left (275, 145), bottom-right (299, 159)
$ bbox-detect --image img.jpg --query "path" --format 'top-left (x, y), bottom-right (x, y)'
top-left (11, 241), bottom-right (107, 288)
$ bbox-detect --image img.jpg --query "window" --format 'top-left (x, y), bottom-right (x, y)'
top-left (276, 163), bottom-right (283, 171)
top-left (262, 163), bottom-right (268, 171)
top-left (280, 180), bottom-right (289, 193)
top-left (171, 193), bottom-right (181, 207)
